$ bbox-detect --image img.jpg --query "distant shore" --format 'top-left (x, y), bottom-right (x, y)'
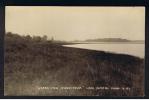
top-left (61, 41), bottom-right (144, 45)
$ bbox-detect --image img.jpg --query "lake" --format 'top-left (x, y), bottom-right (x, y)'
top-left (63, 43), bottom-right (145, 58)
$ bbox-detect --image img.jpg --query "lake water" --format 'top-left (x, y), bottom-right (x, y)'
top-left (63, 43), bottom-right (145, 58)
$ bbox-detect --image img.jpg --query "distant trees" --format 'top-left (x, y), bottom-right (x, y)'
top-left (6, 32), bottom-right (13, 37)
top-left (42, 35), bottom-right (48, 41)
top-left (33, 35), bottom-right (48, 42)
top-left (6, 32), bottom-right (21, 38)
top-left (5, 32), bottom-right (22, 43)
top-left (25, 35), bottom-right (32, 40)
top-left (33, 36), bottom-right (41, 42)
top-left (5, 32), bottom-right (53, 43)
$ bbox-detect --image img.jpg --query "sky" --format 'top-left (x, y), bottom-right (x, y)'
top-left (6, 6), bottom-right (145, 41)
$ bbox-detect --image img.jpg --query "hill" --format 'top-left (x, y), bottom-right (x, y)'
top-left (83, 38), bottom-right (144, 43)
top-left (4, 33), bottom-right (144, 96)
top-left (84, 38), bottom-right (130, 42)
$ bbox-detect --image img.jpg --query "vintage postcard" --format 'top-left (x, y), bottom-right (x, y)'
top-left (4, 6), bottom-right (145, 96)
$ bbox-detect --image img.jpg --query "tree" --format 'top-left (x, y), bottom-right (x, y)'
top-left (6, 32), bottom-right (13, 37)
top-left (42, 35), bottom-right (48, 41)
top-left (25, 35), bottom-right (32, 42)
top-left (33, 36), bottom-right (41, 42)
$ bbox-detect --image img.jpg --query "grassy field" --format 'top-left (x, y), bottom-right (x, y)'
top-left (4, 33), bottom-right (144, 96)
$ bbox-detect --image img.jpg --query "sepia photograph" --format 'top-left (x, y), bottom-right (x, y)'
top-left (4, 6), bottom-right (145, 96)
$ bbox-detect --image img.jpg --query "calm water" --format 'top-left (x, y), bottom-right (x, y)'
top-left (63, 43), bottom-right (145, 58)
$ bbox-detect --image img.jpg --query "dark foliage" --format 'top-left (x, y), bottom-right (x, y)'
top-left (4, 33), bottom-right (144, 96)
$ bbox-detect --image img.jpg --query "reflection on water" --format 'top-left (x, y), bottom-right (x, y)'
top-left (63, 43), bottom-right (144, 58)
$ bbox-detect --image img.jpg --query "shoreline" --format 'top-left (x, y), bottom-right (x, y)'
top-left (60, 41), bottom-right (145, 45)
top-left (62, 43), bottom-right (144, 59)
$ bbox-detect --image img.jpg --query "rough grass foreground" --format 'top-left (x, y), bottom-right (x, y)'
top-left (4, 33), bottom-right (144, 96)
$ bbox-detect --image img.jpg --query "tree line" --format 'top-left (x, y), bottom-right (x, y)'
top-left (5, 32), bottom-right (54, 43)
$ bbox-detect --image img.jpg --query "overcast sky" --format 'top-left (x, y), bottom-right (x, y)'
top-left (6, 6), bottom-right (145, 41)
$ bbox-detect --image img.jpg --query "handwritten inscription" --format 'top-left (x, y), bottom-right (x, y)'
top-left (38, 86), bottom-right (130, 90)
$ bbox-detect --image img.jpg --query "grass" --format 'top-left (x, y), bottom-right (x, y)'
top-left (4, 33), bottom-right (144, 96)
